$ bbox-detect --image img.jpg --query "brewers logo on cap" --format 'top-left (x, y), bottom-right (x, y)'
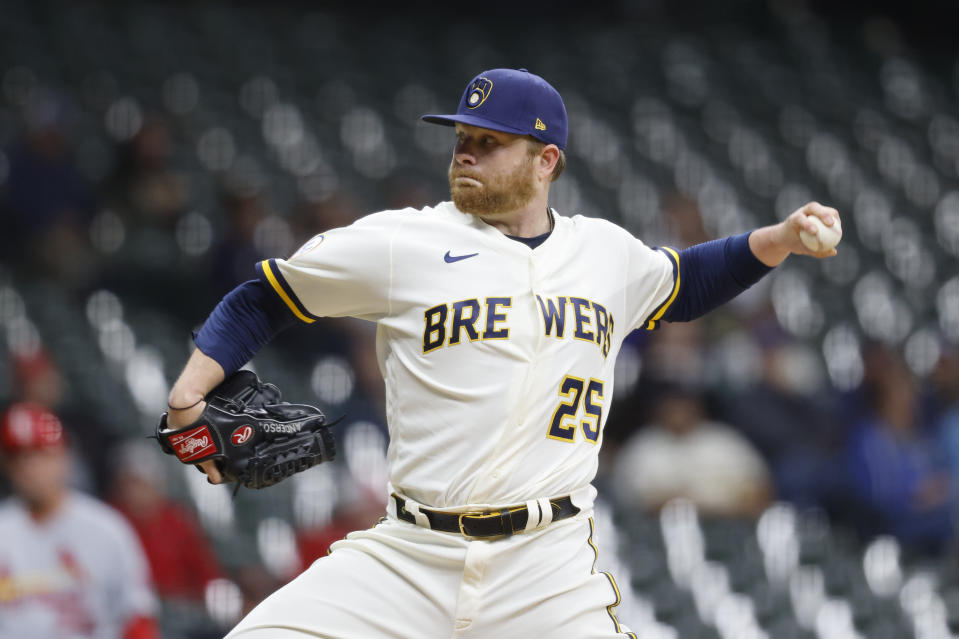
top-left (466, 77), bottom-right (492, 109)
top-left (420, 68), bottom-right (569, 150)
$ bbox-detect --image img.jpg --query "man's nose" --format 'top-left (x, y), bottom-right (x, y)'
top-left (454, 141), bottom-right (476, 165)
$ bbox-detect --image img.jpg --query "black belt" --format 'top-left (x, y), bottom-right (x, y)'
top-left (393, 494), bottom-right (580, 538)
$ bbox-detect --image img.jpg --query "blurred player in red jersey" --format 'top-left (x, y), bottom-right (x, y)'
top-left (0, 402), bottom-right (159, 639)
top-left (110, 442), bottom-right (223, 602)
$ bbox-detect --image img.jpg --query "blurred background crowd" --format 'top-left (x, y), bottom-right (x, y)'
top-left (1, 0), bottom-right (959, 637)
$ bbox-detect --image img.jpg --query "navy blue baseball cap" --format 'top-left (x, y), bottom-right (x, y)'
top-left (421, 68), bottom-right (568, 151)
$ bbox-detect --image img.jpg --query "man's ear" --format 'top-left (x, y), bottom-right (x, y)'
top-left (539, 144), bottom-right (560, 179)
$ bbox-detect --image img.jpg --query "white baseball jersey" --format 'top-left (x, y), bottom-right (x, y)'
top-left (0, 493), bottom-right (157, 639)
top-left (260, 201), bottom-right (678, 509)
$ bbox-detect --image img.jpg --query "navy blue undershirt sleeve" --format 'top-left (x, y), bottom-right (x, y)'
top-left (658, 231), bottom-right (773, 323)
top-left (194, 279), bottom-right (299, 375)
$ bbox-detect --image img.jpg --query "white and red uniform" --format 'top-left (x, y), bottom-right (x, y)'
top-left (0, 492), bottom-right (158, 639)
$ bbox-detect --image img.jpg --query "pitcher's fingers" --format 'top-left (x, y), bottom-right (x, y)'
top-left (200, 459), bottom-right (223, 484)
top-left (803, 201), bottom-right (840, 225)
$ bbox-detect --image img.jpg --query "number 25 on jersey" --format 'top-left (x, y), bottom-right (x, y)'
top-left (547, 375), bottom-right (605, 444)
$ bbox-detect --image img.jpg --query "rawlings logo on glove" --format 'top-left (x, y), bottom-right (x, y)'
top-left (231, 425), bottom-right (253, 445)
top-left (156, 370), bottom-right (335, 491)
top-left (170, 426), bottom-right (216, 462)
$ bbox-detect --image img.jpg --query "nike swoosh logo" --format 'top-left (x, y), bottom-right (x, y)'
top-left (444, 251), bottom-right (479, 263)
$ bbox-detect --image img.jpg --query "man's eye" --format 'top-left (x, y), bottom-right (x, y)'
top-left (483, 137), bottom-right (495, 145)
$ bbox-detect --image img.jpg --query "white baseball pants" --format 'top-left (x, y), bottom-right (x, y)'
top-left (226, 509), bottom-right (635, 639)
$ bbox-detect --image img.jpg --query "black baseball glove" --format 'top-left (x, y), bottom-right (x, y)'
top-left (156, 370), bottom-right (334, 491)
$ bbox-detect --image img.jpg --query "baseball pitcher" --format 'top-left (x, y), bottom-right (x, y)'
top-left (159, 68), bottom-right (841, 638)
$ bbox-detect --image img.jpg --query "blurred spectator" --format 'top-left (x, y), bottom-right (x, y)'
top-left (643, 321), bottom-right (707, 387)
top-left (291, 191), bottom-right (363, 245)
top-left (613, 387), bottom-right (773, 518)
top-left (662, 192), bottom-right (711, 246)
top-left (91, 112), bottom-right (207, 312)
top-left (233, 563), bottom-right (283, 619)
top-left (211, 186), bottom-right (268, 293)
top-left (347, 322), bottom-right (388, 416)
top-left (2, 90), bottom-right (96, 288)
top-left (0, 403), bottom-right (158, 639)
top-left (722, 325), bottom-right (841, 506)
top-left (11, 347), bottom-right (64, 410)
top-left (109, 441), bottom-right (223, 603)
top-left (103, 114), bottom-right (189, 226)
top-left (296, 487), bottom-right (386, 569)
top-left (383, 169), bottom-right (440, 212)
top-left (2, 90), bottom-right (92, 238)
top-left (843, 349), bottom-right (955, 553)
top-left (932, 348), bottom-right (959, 518)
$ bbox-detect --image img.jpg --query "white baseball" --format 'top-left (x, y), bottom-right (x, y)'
top-left (799, 214), bottom-right (842, 252)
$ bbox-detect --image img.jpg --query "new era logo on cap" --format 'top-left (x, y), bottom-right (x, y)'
top-left (421, 68), bottom-right (568, 150)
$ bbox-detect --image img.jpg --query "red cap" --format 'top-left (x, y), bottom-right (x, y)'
top-left (0, 402), bottom-right (66, 454)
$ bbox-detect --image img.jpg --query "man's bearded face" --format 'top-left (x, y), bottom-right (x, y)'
top-left (448, 146), bottom-right (537, 216)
